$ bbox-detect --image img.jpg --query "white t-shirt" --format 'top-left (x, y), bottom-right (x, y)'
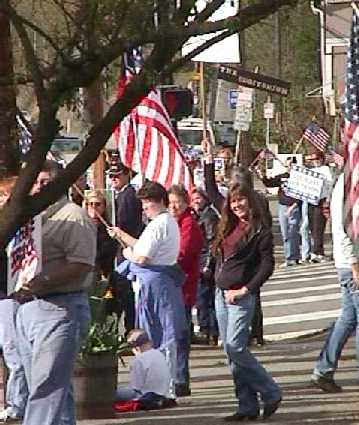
top-left (129, 348), bottom-right (171, 397)
top-left (133, 212), bottom-right (180, 265)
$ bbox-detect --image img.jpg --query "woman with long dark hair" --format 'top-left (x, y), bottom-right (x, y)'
top-left (213, 183), bottom-right (281, 422)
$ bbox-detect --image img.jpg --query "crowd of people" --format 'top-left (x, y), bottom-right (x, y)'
top-left (0, 136), bottom-right (357, 424)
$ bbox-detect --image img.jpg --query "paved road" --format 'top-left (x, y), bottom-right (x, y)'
top-left (79, 333), bottom-right (359, 425)
top-left (263, 259), bottom-right (340, 340)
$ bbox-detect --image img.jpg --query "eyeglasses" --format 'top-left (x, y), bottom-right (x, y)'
top-left (88, 201), bottom-right (103, 207)
top-left (109, 173), bottom-right (123, 179)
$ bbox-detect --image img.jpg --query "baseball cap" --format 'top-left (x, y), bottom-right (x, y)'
top-left (107, 162), bottom-right (129, 176)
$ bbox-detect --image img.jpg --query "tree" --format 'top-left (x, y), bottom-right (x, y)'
top-left (0, 0), bottom-right (301, 248)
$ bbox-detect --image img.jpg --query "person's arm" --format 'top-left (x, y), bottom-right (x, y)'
top-left (246, 230), bottom-right (275, 293)
top-left (203, 162), bottom-right (224, 212)
top-left (107, 226), bottom-right (138, 247)
top-left (122, 246), bottom-right (149, 265)
top-left (129, 358), bottom-right (145, 393)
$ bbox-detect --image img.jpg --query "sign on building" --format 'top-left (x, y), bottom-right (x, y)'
top-left (218, 65), bottom-right (290, 96)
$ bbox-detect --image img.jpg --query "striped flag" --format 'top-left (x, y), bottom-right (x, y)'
top-left (324, 148), bottom-right (344, 169)
top-left (302, 122), bottom-right (330, 152)
top-left (115, 49), bottom-right (192, 190)
top-left (343, 9), bottom-right (359, 242)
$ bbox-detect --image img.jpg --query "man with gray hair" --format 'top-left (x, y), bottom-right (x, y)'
top-left (15, 160), bottom-right (97, 425)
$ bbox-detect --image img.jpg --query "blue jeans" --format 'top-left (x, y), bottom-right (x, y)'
top-left (278, 203), bottom-right (301, 261)
top-left (215, 289), bottom-right (281, 415)
top-left (0, 300), bottom-right (28, 417)
top-left (115, 387), bottom-right (141, 401)
top-left (16, 293), bottom-right (91, 425)
top-left (314, 268), bottom-right (359, 379)
top-left (197, 279), bottom-right (218, 336)
top-left (176, 305), bottom-right (192, 386)
top-left (300, 200), bottom-right (311, 261)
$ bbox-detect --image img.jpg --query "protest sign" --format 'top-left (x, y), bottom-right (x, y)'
top-left (283, 165), bottom-right (326, 205)
top-left (7, 215), bottom-right (42, 294)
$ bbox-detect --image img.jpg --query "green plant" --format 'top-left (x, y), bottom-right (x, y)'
top-left (80, 278), bottom-right (130, 359)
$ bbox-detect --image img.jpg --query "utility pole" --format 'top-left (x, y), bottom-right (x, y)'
top-left (237, 0), bottom-right (252, 166)
top-left (0, 2), bottom-right (19, 177)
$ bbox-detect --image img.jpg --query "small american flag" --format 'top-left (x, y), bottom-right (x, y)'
top-left (115, 48), bottom-right (192, 190)
top-left (343, 9), bottom-right (359, 242)
top-left (16, 114), bottom-right (32, 155)
top-left (302, 122), bottom-right (330, 152)
top-left (258, 148), bottom-right (275, 161)
top-left (324, 148), bottom-right (344, 169)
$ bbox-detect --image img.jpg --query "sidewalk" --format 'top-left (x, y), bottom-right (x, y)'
top-left (79, 333), bottom-right (359, 425)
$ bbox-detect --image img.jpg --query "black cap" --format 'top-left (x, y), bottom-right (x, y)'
top-left (107, 162), bottom-right (129, 176)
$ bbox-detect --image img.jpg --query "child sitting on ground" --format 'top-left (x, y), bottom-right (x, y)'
top-left (115, 328), bottom-right (173, 409)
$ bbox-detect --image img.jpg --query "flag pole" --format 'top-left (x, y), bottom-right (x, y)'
top-left (200, 62), bottom-right (208, 144)
top-left (293, 136), bottom-right (304, 154)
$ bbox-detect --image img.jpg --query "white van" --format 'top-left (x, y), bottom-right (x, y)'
top-left (176, 117), bottom-right (216, 155)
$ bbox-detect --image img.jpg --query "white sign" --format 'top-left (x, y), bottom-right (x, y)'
top-left (7, 215), bottom-right (42, 293)
top-left (264, 102), bottom-right (274, 119)
top-left (283, 165), bottom-right (326, 205)
top-left (233, 121), bottom-right (250, 132)
top-left (235, 106), bottom-right (252, 123)
top-left (182, 1), bottom-right (240, 63)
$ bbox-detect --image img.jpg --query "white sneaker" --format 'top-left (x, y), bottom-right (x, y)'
top-left (0, 408), bottom-right (21, 423)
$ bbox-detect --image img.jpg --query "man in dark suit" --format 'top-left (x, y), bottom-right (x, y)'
top-left (109, 162), bottom-right (143, 333)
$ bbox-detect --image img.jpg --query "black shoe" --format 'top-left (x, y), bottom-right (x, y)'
top-left (263, 397), bottom-right (281, 419)
top-left (175, 383), bottom-right (191, 397)
top-left (223, 412), bottom-right (259, 422)
top-left (310, 374), bottom-right (342, 393)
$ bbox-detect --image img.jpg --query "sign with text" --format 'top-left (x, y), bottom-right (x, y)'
top-left (264, 102), bottom-right (275, 119)
top-left (218, 65), bottom-right (290, 96)
top-left (283, 165), bottom-right (326, 205)
top-left (7, 215), bottom-right (42, 294)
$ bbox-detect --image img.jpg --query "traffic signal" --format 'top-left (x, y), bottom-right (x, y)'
top-left (162, 88), bottom-right (193, 119)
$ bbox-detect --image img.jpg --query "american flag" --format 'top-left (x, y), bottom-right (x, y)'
top-left (324, 148), bottom-right (344, 169)
top-left (115, 48), bottom-right (192, 189)
top-left (258, 148), bottom-right (275, 161)
top-left (16, 113), bottom-right (32, 155)
top-left (302, 122), bottom-right (330, 152)
top-left (343, 9), bottom-right (359, 242)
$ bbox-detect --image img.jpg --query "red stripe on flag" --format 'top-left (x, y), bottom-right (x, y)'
top-left (152, 133), bottom-right (163, 183)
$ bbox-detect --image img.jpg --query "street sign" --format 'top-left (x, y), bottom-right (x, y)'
top-left (218, 65), bottom-right (290, 96)
top-left (235, 105), bottom-right (252, 123)
top-left (228, 87), bottom-right (254, 109)
top-left (233, 121), bottom-right (250, 131)
top-left (264, 102), bottom-right (274, 119)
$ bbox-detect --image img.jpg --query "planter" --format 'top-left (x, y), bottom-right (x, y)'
top-left (74, 352), bottom-right (118, 419)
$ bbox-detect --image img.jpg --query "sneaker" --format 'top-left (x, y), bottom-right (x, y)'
top-left (278, 260), bottom-right (294, 268)
top-left (223, 411), bottom-right (259, 422)
top-left (310, 254), bottom-right (327, 263)
top-left (263, 397), bottom-right (282, 419)
top-left (310, 374), bottom-right (342, 393)
top-left (0, 408), bottom-right (21, 423)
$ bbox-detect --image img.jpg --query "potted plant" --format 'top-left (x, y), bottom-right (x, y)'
top-left (74, 278), bottom-right (129, 419)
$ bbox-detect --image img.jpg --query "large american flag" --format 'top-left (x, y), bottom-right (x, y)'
top-left (115, 48), bottom-right (192, 190)
top-left (343, 9), bottom-right (359, 242)
top-left (302, 122), bottom-right (330, 152)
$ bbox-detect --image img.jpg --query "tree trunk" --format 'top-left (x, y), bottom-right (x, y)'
top-left (0, 5), bottom-right (19, 177)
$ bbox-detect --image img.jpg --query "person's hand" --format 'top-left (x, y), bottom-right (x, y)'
top-left (107, 226), bottom-right (122, 240)
top-left (224, 287), bottom-right (249, 304)
top-left (351, 263), bottom-right (359, 290)
top-left (122, 246), bottom-right (133, 261)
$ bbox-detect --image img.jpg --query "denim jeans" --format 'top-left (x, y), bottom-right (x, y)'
top-left (0, 299), bottom-right (28, 417)
top-left (115, 387), bottom-right (141, 401)
top-left (314, 268), bottom-right (359, 379)
top-left (215, 289), bottom-right (281, 415)
top-left (16, 293), bottom-right (91, 425)
top-left (300, 200), bottom-right (311, 261)
top-left (176, 305), bottom-right (192, 387)
top-left (197, 279), bottom-right (218, 336)
top-left (278, 203), bottom-right (301, 261)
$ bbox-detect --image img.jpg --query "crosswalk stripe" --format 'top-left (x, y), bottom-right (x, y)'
top-left (270, 268), bottom-right (336, 280)
top-left (261, 292), bottom-right (340, 307)
top-left (264, 309), bottom-right (340, 325)
top-left (267, 275), bottom-right (336, 285)
top-left (261, 283), bottom-right (338, 296)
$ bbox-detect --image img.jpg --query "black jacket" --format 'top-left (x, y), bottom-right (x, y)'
top-left (215, 226), bottom-right (274, 293)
